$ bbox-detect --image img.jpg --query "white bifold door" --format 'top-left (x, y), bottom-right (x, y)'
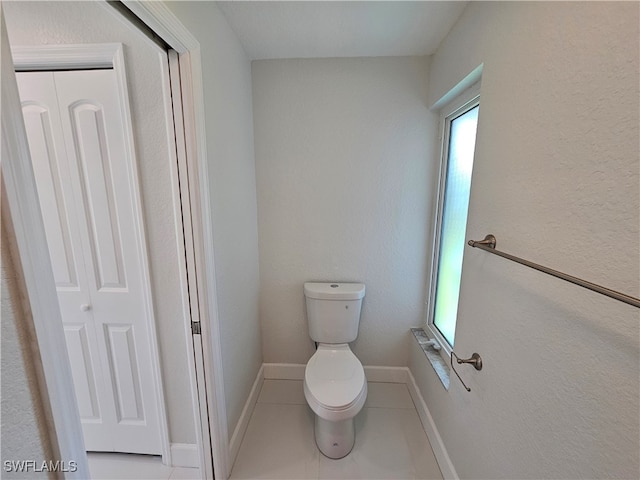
top-left (16, 69), bottom-right (162, 455)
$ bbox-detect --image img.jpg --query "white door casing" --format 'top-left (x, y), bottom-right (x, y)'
top-left (120, 3), bottom-right (231, 476)
top-left (17, 66), bottom-right (164, 455)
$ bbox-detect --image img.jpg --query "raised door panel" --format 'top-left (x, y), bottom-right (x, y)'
top-left (54, 69), bottom-right (161, 454)
top-left (63, 324), bottom-right (105, 422)
top-left (68, 102), bottom-right (127, 291)
top-left (104, 324), bottom-right (144, 423)
top-left (21, 102), bottom-right (77, 288)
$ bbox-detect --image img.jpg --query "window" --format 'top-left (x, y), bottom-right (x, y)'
top-left (427, 91), bottom-right (480, 350)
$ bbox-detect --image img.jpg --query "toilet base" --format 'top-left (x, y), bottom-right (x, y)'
top-left (314, 415), bottom-right (355, 459)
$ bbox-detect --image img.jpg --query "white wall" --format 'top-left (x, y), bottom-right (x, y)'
top-left (4, 1), bottom-right (196, 444)
top-left (253, 57), bottom-right (437, 366)
top-left (411, 2), bottom-right (639, 478)
top-left (163, 1), bottom-right (262, 439)
top-left (1, 220), bottom-right (54, 478)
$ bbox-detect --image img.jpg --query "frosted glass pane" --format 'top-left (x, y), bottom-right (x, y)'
top-left (433, 105), bottom-right (479, 346)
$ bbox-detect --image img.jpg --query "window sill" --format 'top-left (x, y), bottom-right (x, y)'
top-left (410, 328), bottom-right (450, 390)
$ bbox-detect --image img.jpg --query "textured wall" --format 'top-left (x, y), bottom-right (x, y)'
top-left (411, 2), bottom-right (639, 478)
top-left (4, 1), bottom-right (196, 444)
top-left (163, 1), bottom-right (262, 440)
top-left (253, 57), bottom-right (438, 366)
top-left (1, 219), bottom-right (54, 478)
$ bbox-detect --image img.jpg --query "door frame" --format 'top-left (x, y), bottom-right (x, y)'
top-left (2, 2), bottom-right (230, 478)
top-left (12, 42), bottom-right (171, 464)
top-left (118, 2), bottom-right (230, 477)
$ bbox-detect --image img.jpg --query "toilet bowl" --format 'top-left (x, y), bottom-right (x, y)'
top-left (303, 282), bottom-right (367, 459)
top-left (304, 344), bottom-right (367, 458)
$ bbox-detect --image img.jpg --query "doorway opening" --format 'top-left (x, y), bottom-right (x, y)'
top-left (2, 2), bottom-right (228, 478)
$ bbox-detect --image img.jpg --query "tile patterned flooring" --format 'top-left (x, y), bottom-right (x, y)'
top-left (87, 380), bottom-right (443, 480)
top-left (230, 380), bottom-right (443, 480)
top-left (87, 452), bottom-right (200, 480)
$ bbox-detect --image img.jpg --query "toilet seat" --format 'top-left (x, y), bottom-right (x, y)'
top-left (304, 344), bottom-right (367, 422)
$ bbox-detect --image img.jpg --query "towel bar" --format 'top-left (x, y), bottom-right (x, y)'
top-left (468, 234), bottom-right (640, 308)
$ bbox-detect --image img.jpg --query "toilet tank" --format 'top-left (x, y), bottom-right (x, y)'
top-left (304, 282), bottom-right (365, 344)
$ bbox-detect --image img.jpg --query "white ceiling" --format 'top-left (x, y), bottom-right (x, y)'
top-left (216, 1), bottom-right (468, 60)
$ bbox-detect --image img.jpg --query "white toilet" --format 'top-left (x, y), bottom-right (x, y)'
top-left (303, 282), bottom-right (367, 459)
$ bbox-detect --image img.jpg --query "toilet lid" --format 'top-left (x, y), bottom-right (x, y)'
top-left (305, 346), bottom-right (365, 409)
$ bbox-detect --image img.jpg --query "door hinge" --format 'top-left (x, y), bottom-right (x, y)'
top-left (191, 321), bottom-right (201, 335)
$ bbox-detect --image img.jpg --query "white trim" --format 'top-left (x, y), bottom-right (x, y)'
top-left (1, 11), bottom-right (88, 479)
top-left (164, 45), bottom-right (213, 479)
top-left (263, 363), bottom-right (409, 384)
top-left (10, 42), bottom-right (172, 465)
top-left (170, 443), bottom-right (200, 469)
top-left (122, 0), bottom-right (198, 51)
top-left (430, 64), bottom-right (483, 111)
top-left (12, 43), bottom-right (120, 71)
top-left (263, 363), bottom-right (305, 380)
top-left (178, 49), bottom-right (229, 480)
top-left (164, 47), bottom-right (209, 474)
top-left (363, 366), bottom-right (408, 383)
top-left (426, 83), bottom-right (481, 364)
top-left (229, 365), bottom-right (265, 467)
top-left (121, 2), bottom-right (230, 478)
top-left (406, 369), bottom-right (459, 480)
top-left (162, 50), bottom-right (206, 472)
top-left (112, 42), bottom-right (171, 467)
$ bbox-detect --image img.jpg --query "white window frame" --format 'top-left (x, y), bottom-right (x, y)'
top-left (425, 84), bottom-right (480, 361)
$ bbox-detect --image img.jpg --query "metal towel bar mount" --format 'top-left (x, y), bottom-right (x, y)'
top-left (468, 234), bottom-right (640, 309)
top-left (450, 352), bottom-right (483, 392)
top-left (449, 234), bottom-right (639, 393)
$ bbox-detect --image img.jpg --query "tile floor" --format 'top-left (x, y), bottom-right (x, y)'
top-left (230, 379), bottom-right (443, 480)
top-left (87, 452), bottom-right (200, 480)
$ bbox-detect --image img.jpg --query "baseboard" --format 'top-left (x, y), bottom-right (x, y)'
top-left (406, 369), bottom-right (459, 480)
top-left (229, 364), bottom-right (264, 466)
top-left (263, 363), bottom-right (408, 384)
top-left (170, 443), bottom-right (199, 468)
top-left (263, 363), bottom-right (305, 380)
top-left (363, 365), bottom-right (408, 383)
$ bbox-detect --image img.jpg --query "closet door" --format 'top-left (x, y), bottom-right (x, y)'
top-left (17, 70), bottom-right (162, 455)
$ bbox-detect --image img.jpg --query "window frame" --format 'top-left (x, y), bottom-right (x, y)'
top-left (426, 85), bottom-right (480, 361)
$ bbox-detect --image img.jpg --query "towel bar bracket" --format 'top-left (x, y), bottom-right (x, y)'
top-left (468, 234), bottom-right (496, 249)
top-left (450, 352), bottom-right (483, 392)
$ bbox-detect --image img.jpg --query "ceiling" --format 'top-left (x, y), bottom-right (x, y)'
top-left (216, 1), bottom-right (468, 60)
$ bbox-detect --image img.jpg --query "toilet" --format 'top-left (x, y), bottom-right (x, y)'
top-left (303, 282), bottom-right (367, 459)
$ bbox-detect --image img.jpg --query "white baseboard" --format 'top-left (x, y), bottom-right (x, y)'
top-left (263, 363), bottom-right (305, 380)
top-left (170, 443), bottom-right (199, 468)
top-left (229, 365), bottom-right (264, 466)
top-left (262, 363), bottom-right (409, 384)
top-left (364, 365), bottom-right (408, 383)
top-left (406, 369), bottom-right (459, 480)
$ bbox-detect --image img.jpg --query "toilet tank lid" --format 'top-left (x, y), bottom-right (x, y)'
top-left (304, 282), bottom-right (365, 300)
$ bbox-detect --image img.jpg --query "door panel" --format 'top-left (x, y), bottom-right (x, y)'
top-left (69, 101), bottom-right (127, 290)
top-left (17, 69), bottom-right (161, 455)
top-left (63, 324), bottom-right (101, 419)
top-left (104, 324), bottom-right (144, 423)
top-left (21, 101), bottom-right (78, 288)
